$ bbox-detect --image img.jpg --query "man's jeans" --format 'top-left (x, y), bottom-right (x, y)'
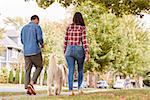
top-left (24, 52), bottom-right (43, 89)
top-left (65, 45), bottom-right (85, 90)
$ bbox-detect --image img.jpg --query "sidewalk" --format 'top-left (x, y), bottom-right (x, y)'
top-left (0, 84), bottom-right (49, 92)
top-left (0, 84), bottom-right (110, 100)
top-left (0, 84), bottom-right (106, 93)
top-left (0, 84), bottom-right (148, 93)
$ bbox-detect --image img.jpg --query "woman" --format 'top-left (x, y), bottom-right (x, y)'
top-left (64, 12), bottom-right (90, 95)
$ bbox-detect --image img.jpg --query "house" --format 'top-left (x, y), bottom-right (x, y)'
top-left (0, 30), bottom-right (23, 71)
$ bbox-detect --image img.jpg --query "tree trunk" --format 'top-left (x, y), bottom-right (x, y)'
top-left (19, 64), bottom-right (22, 84)
top-left (86, 70), bottom-right (92, 88)
top-left (92, 71), bottom-right (98, 88)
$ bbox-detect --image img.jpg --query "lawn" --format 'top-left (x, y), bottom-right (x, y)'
top-left (0, 89), bottom-right (150, 100)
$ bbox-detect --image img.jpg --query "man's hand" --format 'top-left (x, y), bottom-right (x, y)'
top-left (41, 43), bottom-right (44, 48)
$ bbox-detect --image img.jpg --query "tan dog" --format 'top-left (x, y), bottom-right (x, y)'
top-left (47, 54), bottom-right (68, 96)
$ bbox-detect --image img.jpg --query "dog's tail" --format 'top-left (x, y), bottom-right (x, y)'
top-left (60, 64), bottom-right (68, 86)
top-left (63, 64), bottom-right (68, 76)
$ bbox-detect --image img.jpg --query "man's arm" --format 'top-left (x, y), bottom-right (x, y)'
top-left (20, 28), bottom-right (24, 44)
top-left (36, 25), bottom-right (44, 48)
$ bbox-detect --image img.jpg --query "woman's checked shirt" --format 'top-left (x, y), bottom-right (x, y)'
top-left (64, 24), bottom-right (89, 54)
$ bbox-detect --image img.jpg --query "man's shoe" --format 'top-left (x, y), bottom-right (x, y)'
top-left (27, 84), bottom-right (36, 95)
top-left (26, 90), bottom-right (32, 95)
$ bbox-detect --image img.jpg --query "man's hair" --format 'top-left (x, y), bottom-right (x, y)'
top-left (31, 15), bottom-right (39, 21)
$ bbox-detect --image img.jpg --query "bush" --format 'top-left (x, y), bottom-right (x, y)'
top-left (14, 70), bottom-right (19, 84)
top-left (8, 70), bottom-right (14, 83)
top-left (0, 67), bottom-right (8, 83)
top-left (21, 70), bottom-right (25, 84)
top-left (43, 70), bottom-right (47, 85)
top-left (8, 69), bottom-right (25, 84)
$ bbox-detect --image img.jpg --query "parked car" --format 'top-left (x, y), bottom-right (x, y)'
top-left (143, 72), bottom-right (150, 87)
top-left (113, 79), bottom-right (125, 89)
top-left (97, 80), bottom-right (109, 89)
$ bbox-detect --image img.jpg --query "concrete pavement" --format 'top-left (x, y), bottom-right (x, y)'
top-left (0, 84), bottom-right (48, 92)
top-left (0, 84), bottom-right (111, 100)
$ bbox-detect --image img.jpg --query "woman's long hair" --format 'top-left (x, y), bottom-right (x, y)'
top-left (73, 12), bottom-right (85, 26)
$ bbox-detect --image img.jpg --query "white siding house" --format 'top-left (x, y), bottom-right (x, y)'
top-left (0, 30), bottom-right (23, 71)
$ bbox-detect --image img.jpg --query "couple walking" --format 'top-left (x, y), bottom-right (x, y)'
top-left (21, 12), bottom-right (90, 95)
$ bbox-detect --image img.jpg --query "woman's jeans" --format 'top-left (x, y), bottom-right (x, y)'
top-left (65, 45), bottom-right (85, 90)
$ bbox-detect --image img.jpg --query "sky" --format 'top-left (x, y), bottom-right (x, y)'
top-left (0, 0), bottom-right (73, 29)
top-left (0, 0), bottom-right (44, 29)
top-left (0, 0), bottom-right (45, 19)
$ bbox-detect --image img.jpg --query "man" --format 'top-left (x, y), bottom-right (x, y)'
top-left (21, 15), bottom-right (44, 95)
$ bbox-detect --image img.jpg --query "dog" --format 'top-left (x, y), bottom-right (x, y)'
top-left (47, 53), bottom-right (68, 96)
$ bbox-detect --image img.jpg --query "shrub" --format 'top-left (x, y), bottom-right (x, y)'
top-left (43, 70), bottom-right (47, 85)
top-left (14, 70), bottom-right (19, 84)
top-left (8, 70), bottom-right (14, 83)
top-left (21, 70), bottom-right (25, 84)
top-left (0, 67), bottom-right (8, 83)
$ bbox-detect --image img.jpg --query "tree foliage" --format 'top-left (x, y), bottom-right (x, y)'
top-left (26, 0), bottom-right (150, 16)
top-left (41, 21), bottom-right (68, 67)
top-left (76, 2), bottom-right (150, 76)
top-left (9, 1), bottom-right (150, 76)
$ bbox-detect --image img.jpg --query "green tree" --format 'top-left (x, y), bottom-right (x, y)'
top-left (42, 21), bottom-right (68, 67)
top-left (77, 2), bottom-right (150, 76)
top-left (25, 0), bottom-right (72, 8)
top-left (26, 0), bottom-right (150, 16)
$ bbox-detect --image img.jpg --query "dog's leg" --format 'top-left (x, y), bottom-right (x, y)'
top-left (57, 78), bottom-right (63, 95)
top-left (54, 78), bottom-right (62, 95)
top-left (47, 84), bottom-right (52, 96)
top-left (54, 83), bottom-right (58, 95)
top-left (47, 73), bottom-right (53, 96)
top-left (59, 80), bottom-right (63, 95)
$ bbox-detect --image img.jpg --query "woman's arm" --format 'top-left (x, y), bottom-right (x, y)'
top-left (81, 27), bottom-right (90, 61)
top-left (81, 27), bottom-right (89, 54)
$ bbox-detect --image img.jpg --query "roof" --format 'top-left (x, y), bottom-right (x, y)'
top-left (0, 34), bottom-right (22, 50)
top-left (4, 30), bottom-right (19, 37)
